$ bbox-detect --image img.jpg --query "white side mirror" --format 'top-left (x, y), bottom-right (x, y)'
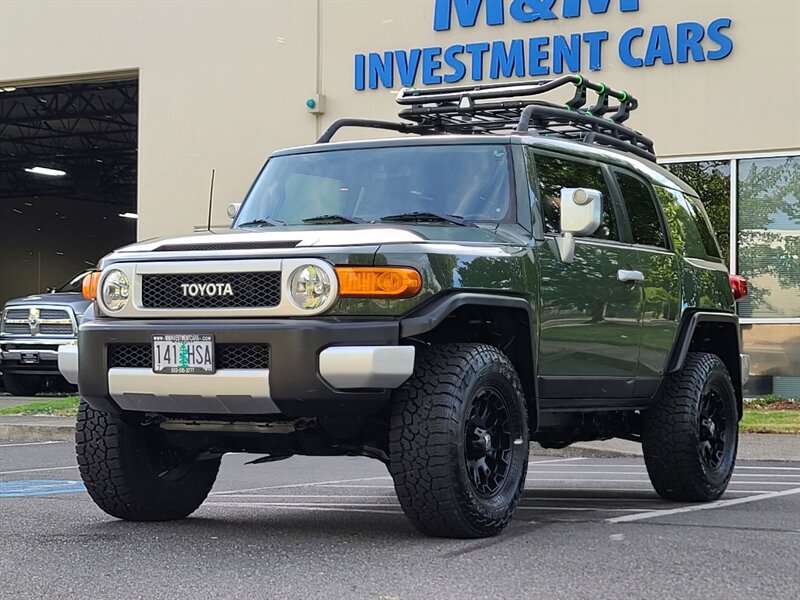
top-left (556, 188), bottom-right (603, 263)
top-left (226, 202), bottom-right (242, 220)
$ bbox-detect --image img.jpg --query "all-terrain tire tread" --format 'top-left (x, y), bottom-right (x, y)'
top-left (76, 400), bottom-right (220, 521)
top-left (389, 343), bottom-right (528, 538)
top-left (642, 352), bottom-right (737, 502)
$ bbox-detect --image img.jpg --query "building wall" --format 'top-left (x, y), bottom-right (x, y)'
top-left (2, 0), bottom-right (798, 240)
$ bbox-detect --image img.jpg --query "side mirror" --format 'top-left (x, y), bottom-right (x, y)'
top-left (226, 202), bottom-right (242, 220)
top-left (556, 188), bottom-right (603, 263)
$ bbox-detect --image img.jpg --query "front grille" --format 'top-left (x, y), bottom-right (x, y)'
top-left (39, 309), bottom-right (69, 320)
top-left (141, 272), bottom-right (281, 309)
top-left (4, 323), bottom-right (30, 334)
top-left (2, 306), bottom-right (74, 336)
top-left (108, 343), bottom-right (271, 369)
top-left (39, 323), bottom-right (74, 335)
top-left (154, 241), bottom-right (300, 252)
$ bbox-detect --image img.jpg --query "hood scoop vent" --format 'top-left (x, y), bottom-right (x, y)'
top-left (153, 240), bottom-right (300, 252)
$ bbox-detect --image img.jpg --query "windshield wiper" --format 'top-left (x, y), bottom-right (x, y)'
top-left (380, 212), bottom-right (475, 227)
top-left (237, 218), bottom-right (285, 227)
top-left (302, 214), bottom-right (366, 224)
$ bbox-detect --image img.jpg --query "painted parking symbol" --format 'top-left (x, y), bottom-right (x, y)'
top-left (0, 480), bottom-right (86, 497)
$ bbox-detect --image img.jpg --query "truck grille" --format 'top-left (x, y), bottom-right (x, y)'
top-left (108, 343), bottom-right (271, 369)
top-left (1, 307), bottom-right (74, 336)
top-left (141, 272), bottom-right (281, 309)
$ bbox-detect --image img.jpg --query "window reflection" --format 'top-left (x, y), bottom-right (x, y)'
top-left (737, 156), bottom-right (800, 319)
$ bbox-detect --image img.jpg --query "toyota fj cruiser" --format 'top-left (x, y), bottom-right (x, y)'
top-left (63, 76), bottom-right (749, 538)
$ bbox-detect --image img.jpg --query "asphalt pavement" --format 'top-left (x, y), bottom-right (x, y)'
top-left (1, 440), bottom-right (798, 599)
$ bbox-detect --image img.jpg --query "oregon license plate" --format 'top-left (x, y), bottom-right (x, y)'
top-left (152, 334), bottom-right (215, 374)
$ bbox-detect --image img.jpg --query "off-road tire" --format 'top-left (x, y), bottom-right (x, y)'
top-left (76, 399), bottom-right (221, 521)
top-left (2, 373), bottom-right (45, 396)
top-left (642, 352), bottom-right (738, 502)
top-left (389, 343), bottom-right (529, 538)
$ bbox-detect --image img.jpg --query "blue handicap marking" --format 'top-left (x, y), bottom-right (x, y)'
top-left (0, 480), bottom-right (86, 497)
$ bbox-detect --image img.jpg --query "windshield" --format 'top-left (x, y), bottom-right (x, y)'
top-left (57, 271), bottom-right (91, 293)
top-left (234, 145), bottom-right (514, 227)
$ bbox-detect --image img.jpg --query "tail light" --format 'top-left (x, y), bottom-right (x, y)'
top-left (730, 274), bottom-right (748, 302)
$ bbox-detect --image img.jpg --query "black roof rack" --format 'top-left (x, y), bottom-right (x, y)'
top-left (317, 75), bottom-right (656, 162)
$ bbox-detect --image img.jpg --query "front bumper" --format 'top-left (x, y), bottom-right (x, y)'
top-left (78, 317), bottom-right (414, 417)
top-left (1, 338), bottom-right (75, 375)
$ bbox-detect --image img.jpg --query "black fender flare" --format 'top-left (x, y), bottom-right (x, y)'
top-left (399, 292), bottom-right (539, 426)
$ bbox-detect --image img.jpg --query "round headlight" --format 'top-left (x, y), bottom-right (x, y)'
top-left (101, 269), bottom-right (130, 312)
top-left (289, 264), bottom-right (331, 310)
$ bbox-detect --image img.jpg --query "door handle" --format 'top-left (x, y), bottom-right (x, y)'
top-left (618, 269), bottom-right (644, 283)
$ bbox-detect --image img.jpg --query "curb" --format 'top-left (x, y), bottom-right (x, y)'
top-left (0, 423), bottom-right (75, 443)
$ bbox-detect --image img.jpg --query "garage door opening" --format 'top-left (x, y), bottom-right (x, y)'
top-left (0, 77), bottom-right (138, 306)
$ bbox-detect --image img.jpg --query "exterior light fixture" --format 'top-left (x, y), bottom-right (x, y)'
top-left (24, 166), bottom-right (66, 177)
top-left (118, 212), bottom-right (139, 219)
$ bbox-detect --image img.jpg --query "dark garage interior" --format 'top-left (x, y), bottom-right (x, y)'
top-left (0, 77), bottom-right (138, 306)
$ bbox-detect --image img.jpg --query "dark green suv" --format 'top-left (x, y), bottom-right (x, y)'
top-left (64, 76), bottom-right (749, 538)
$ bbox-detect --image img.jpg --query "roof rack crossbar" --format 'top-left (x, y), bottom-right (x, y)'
top-left (315, 76), bottom-right (655, 161)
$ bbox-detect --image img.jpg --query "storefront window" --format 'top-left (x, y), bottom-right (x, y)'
top-left (737, 156), bottom-right (800, 319)
top-left (664, 161), bottom-right (731, 265)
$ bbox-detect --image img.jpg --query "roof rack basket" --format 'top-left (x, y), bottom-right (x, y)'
top-left (317, 75), bottom-right (656, 162)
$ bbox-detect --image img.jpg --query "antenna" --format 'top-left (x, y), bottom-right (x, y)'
top-left (206, 168), bottom-right (216, 233)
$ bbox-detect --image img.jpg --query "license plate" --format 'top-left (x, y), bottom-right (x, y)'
top-left (152, 334), bottom-right (215, 374)
top-left (20, 352), bottom-right (40, 365)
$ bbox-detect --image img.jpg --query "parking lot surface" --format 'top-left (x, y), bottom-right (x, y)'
top-left (1, 440), bottom-right (798, 599)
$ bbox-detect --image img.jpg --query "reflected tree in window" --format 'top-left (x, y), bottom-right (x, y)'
top-left (737, 156), bottom-right (800, 318)
top-left (665, 161), bottom-right (731, 265)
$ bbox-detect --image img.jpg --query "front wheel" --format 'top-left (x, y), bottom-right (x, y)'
top-left (2, 373), bottom-right (45, 396)
top-left (389, 344), bottom-right (529, 538)
top-left (642, 352), bottom-right (738, 501)
top-left (76, 399), bottom-right (221, 521)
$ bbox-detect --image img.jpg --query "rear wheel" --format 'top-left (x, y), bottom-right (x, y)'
top-left (76, 399), bottom-right (220, 521)
top-left (389, 344), bottom-right (529, 538)
top-left (2, 373), bottom-right (45, 396)
top-left (642, 352), bottom-right (738, 501)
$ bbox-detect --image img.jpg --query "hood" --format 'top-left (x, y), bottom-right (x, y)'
top-left (4, 292), bottom-right (91, 312)
top-left (114, 224), bottom-right (524, 254)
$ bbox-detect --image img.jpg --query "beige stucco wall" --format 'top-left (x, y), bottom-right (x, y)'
top-left (1, 0), bottom-right (799, 240)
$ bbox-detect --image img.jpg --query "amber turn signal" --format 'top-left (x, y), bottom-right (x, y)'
top-left (82, 271), bottom-right (101, 300)
top-left (335, 267), bottom-right (422, 298)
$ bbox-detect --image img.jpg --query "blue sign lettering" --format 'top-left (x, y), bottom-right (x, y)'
top-left (354, 1), bottom-right (734, 90)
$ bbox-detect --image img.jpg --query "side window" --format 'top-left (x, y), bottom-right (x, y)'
top-left (534, 154), bottom-right (619, 241)
top-left (615, 172), bottom-right (668, 248)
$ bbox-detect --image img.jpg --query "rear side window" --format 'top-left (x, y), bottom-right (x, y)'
top-left (614, 172), bottom-right (668, 248)
top-left (686, 195), bottom-right (723, 259)
top-left (534, 154), bottom-right (619, 241)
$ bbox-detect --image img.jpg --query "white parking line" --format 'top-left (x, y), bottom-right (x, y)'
top-left (207, 501), bottom-right (402, 515)
top-left (209, 475), bottom-right (392, 496)
top-left (529, 457), bottom-right (587, 464)
top-left (0, 466), bottom-right (78, 475)
top-left (0, 441), bottom-right (69, 448)
top-left (527, 471), bottom-right (800, 478)
top-left (524, 478), bottom-right (797, 486)
top-left (606, 487), bottom-right (800, 523)
top-left (532, 464), bottom-right (800, 471)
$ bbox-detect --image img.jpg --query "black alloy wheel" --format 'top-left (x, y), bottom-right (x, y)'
top-left (465, 385), bottom-right (514, 498)
top-left (389, 343), bottom-right (529, 538)
top-left (642, 352), bottom-right (738, 502)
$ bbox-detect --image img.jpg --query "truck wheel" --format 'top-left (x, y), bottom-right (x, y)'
top-left (389, 343), bottom-right (529, 538)
top-left (2, 373), bottom-right (45, 396)
top-left (642, 352), bottom-right (738, 502)
top-left (76, 399), bottom-right (221, 521)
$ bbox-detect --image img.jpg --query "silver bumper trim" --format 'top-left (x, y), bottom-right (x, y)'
top-left (741, 353), bottom-right (750, 385)
top-left (2, 349), bottom-right (59, 361)
top-left (58, 345), bottom-right (80, 384)
top-left (107, 368), bottom-right (279, 414)
top-left (319, 346), bottom-right (415, 389)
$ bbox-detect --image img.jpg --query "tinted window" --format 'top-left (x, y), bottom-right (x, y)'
top-left (534, 154), bottom-right (619, 241)
top-left (615, 172), bottom-right (667, 248)
top-left (235, 145), bottom-right (513, 226)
